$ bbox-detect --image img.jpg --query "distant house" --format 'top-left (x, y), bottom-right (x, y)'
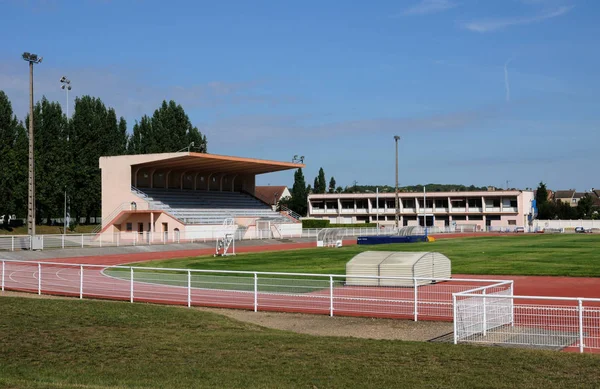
top-left (590, 188), bottom-right (600, 207)
top-left (554, 190), bottom-right (576, 206)
top-left (255, 186), bottom-right (291, 209)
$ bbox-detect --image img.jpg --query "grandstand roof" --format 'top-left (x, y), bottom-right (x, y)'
top-left (130, 152), bottom-right (304, 175)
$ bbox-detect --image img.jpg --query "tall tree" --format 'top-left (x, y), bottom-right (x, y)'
top-left (150, 100), bottom-right (207, 153)
top-left (70, 95), bottom-right (125, 223)
top-left (316, 167), bottom-right (326, 194)
top-left (289, 168), bottom-right (308, 216)
top-left (127, 115), bottom-right (154, 154)
top-left (536, 182), bottom-right (549, 207)
top-left (28, 97), bottom-right (69, 225)
top-left (577, 194), bottom-right (595, 219)
top-left (328, 176), bottom-right (336, 194)
top-left (0, 91), bottom-right (27, 225)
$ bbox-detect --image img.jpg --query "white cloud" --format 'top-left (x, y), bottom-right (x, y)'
top-left (463, 6), bottom-right (573, 32)
top-left (401, 0), bottom-right (457, 16)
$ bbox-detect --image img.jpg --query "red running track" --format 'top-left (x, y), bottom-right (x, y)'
top-left (3, 236), bottom-right (600, 353)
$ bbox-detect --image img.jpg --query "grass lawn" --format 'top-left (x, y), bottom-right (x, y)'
top-left (0, 296), bottom-right (598, 389)
top-left (128, 234), bottom-right (600, 277)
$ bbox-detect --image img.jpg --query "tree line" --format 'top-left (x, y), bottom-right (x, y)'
top-left (535, 182), bottom-right (599, 220)
top-left (0, 90), bottom-right (207, 228)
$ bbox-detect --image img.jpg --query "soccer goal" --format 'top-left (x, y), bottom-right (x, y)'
top-left (215, 218), bottom-right (236, 256)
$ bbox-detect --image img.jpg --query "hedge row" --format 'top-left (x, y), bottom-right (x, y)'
top-left (301, 220), bottom-right (378, 228)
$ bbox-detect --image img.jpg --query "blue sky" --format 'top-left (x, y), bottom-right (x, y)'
top-left (1, 0), bottom-right (598, 191)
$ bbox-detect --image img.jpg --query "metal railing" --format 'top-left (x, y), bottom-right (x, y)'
top-left (0, 258), bottom-right (505, 322)
top-left (0, 225), bottom-right (507, 252)
top-left (453, 289), bottom-right (600, 353)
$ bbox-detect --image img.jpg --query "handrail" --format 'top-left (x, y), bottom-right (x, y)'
top-left (278, 205), bottom-right (302, 221)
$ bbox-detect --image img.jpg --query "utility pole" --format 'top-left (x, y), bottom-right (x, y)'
top-left (23, 52), bottom-right (43, 236)
top-left (394, 135), bottom-right (400, 229)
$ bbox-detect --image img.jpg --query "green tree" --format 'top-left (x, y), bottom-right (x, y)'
top-left (536, 182), bottom-right (549, 207)
top-left (28, 97), bottom-right (69, 225)
top-left (150, 100), bottom-right (207, 153)
top-left (577, 194), bottom-right (595, 219)
top-left (289, 168), bottom-right (308, 216)
top-left (328, 176), bottom-right (336, 193)
top-left (315, 167), bottom-right (326, 194)
top-left (127, 115), bottom-right (154, 154)
top-left (0, 91), bottom-right (27, 226)
top-left (70, 96), bottom-right (126, 223)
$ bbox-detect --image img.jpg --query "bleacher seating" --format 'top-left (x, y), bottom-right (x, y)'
top-left (135, 188), bottom-right (293, 225)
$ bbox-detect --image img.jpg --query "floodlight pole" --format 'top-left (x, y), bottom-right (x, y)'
top-left (394, 135), bottom-right (400, 230)
top-left (29, 60), bottom-right (35, 236)
top-left (23, 52), bottom-right (42, 236)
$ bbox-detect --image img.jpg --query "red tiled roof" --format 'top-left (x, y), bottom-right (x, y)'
top-left (255, 186), bottom-right (289, 205)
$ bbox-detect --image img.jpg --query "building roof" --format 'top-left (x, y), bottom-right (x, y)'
top-left (127, 152), bottom-right (304, 175)
top-left (255, 186), bottom-right (289, 205)
top-left (554, 190), bottom-right (575, 199)
top-left (573, 192), bottom-right (587, 199)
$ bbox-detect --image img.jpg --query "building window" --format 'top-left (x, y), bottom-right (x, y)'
top-left (126, 223), bottom-right (133, 232)
top-left (402, 199), bottom-right (415, 208)
top-left (508, 220), bottom-right (516, 225)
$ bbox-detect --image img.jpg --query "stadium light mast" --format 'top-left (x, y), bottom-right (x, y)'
top-left (60, 76), bottom-right (72, 234)
top-left (23, 52), bottom-right (43, 237)
top-left (394, 135), bottom-right (400, 230)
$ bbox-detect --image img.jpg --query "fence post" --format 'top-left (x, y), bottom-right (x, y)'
top-left (482, 289), bottom-right (487, 336)
top-left (509, 281), bottom-right (515, 327)
top-left (453, 294), bottom-right (458, 344)
top-left (80, 265), bottom-right (83, 299)
top-left (80, 234), bottom-right (84, 248)
top-left (329, 275), bottom-right (334, 317)
top-left (11, 236), bottom-right (14, 251)
top-left (413, 277), bottom-right (418, 321)
top-left (187, 270), bottom-right (191, 308)
top-left (1, 260), bottom-right (4, 291)
top-left (130, 267), bottom-right (134, 303)
top-left (38, 262), bottom-right (41, 295)
top-left (578, 299), bottom-right (584, 353)
top-left (253, 273), bottom-right (258, 312)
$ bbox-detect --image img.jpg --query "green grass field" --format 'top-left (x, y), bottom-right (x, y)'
top-left (129, 234), bottom-right (600, 277)
top-left (0, 296), bottom-right (598, 389)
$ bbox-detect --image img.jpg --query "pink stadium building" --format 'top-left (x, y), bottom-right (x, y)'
top-left (98, 152), bottom-right (304, 243)
top-left (307, 190), bottom-right (535, 230)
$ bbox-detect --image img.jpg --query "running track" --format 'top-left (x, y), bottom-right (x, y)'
top-left (2, 235), bottom-right (600, 353)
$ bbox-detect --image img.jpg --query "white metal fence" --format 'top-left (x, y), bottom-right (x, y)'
top-left (454, 290), bottom-right (600, 353)
top-left (0, 226), bottom-right (431, 252)
top-left (0, 225), bottom-right (542, 252)
top-left (0, 259), bottom-right (504, 322)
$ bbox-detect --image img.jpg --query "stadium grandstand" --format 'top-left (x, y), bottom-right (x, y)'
top-left (98, 152), bottom-right (304, 242)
